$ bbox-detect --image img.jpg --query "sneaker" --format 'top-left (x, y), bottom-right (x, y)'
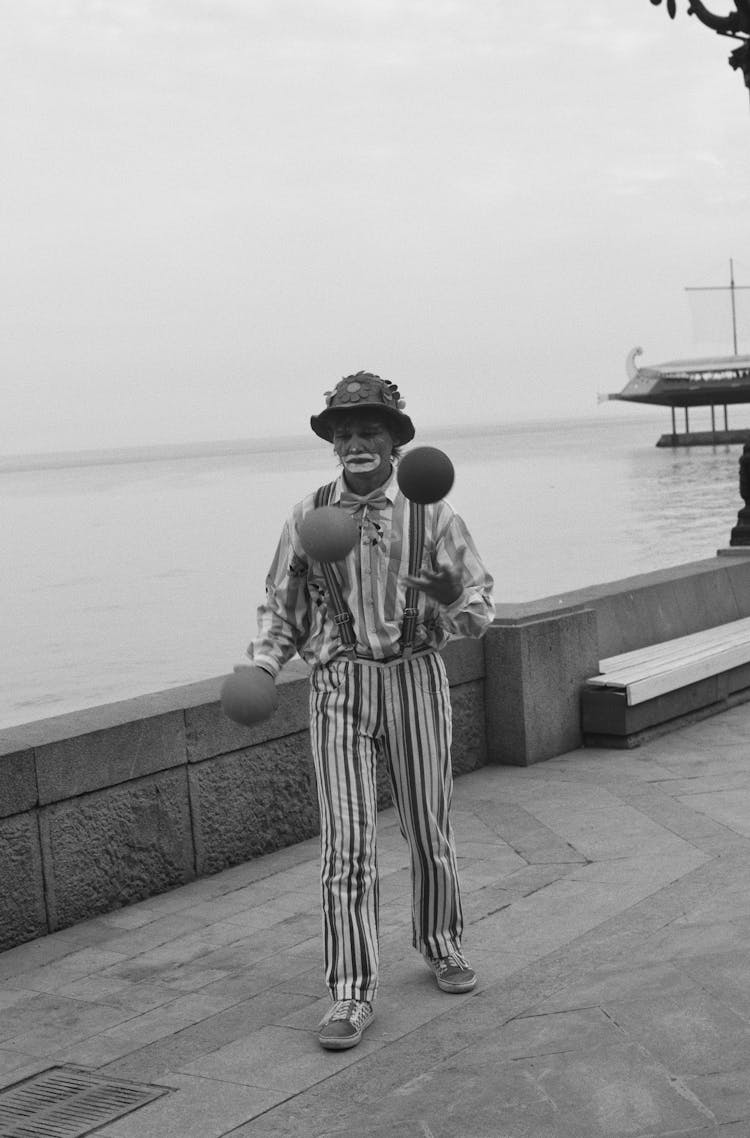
top-left (428, 950), bottom-right (477, 993)
top-left (318, 999), bottom-right (374, 1050)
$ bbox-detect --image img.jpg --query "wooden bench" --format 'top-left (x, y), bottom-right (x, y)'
top-left (581, 616), bottom-right (750, 747)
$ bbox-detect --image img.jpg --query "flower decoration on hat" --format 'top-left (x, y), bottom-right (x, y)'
top-left (310, 370), bottom-right (415, 444)
top-left (326, 372), bottom-right (405, 409)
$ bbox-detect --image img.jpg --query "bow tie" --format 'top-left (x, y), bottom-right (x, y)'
top-left (339, 489), bottom-right (391, 514)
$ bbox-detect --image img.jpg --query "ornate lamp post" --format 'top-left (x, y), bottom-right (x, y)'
top-left (730, 443), bottom-right (750, 545)
top-left (650, 1), bottom-right (750, 95)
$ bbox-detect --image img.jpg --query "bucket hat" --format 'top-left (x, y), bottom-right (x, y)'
top-left (310, 372), bottom-right (415, 445)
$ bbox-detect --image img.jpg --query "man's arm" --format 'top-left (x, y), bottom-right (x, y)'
top-left (406, 506), bottom-right (494, 640)
top-left (242, 519), bottom-right (311, 677)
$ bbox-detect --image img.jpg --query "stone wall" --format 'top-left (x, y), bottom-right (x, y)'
top-left (0, 642), bottom-right (486, 951)
top-left (4, 554), bottom-right (750, 952)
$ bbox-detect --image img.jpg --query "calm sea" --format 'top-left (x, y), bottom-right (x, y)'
top-left (1, 413), bottom-right (744, 728)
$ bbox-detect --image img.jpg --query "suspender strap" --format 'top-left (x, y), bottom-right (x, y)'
top-left (313, 481), bottom-right (357, 654)
top-left (310, 481), bottom-right (425, 659)
top-left (313, 481), bottom-right (337, 510)
top-left (400, 501), bottom-right (425, 656)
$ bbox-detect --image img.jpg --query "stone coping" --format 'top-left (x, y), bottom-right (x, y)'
top-left (0, 643), bottom-right (486, 760)
top-left (5, 555), bottom-right (750, 762)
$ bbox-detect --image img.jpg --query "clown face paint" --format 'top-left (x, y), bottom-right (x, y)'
top-left (332, 414), bottom-right (395, 492)
top-left (341, 454), bottom-right (380, 473)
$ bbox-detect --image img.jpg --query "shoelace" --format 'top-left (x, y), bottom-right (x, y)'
top-left (436, 950), bottom-right (470, 973)
top-left (328, 999), bottom-right (370, 1025)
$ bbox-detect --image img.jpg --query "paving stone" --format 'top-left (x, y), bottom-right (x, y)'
top-left (467, 876), bottom-right (668, 965)
top-left (475, 1005), bottom-right (623, 1059)
top-left (682, 884), bottom-right (750, 923)
top-left (458, 857), bottom-right (528, 891)
top-left (229, 1039), bottom-right (713, 1138)
top-left (512, 1042), bottom-right (715, 1136)
top-left (0, 987), bottom-right (40, 1011)
top-left (97, 990), bottom-right (320, 1083)
top-left (99, 988), bottom-right (252, 1048)
top-left (0, 1057), bottom-right (54, 1091)
top-left (4, 947), bottom-right (131, 994)
top-left (567, 847), bottom-right (710, 886)
top-left (684, 1068), bottom-right (750, 1126)
top-left (627, 915), bottom-right (750, 964)
top-left (0, 937), bottom-right (91, 983)
top-left (94, 905), bottom-right (169, 930)
top-left (3, 1000), bottom-right (135, 1058)
top-left (95, 1072), bottom-right (280, 1138)
top-left (499, 862), bottom-right (575, 898)
top-left (0, 1048), bottom-right (39, 1076)
top-left (680, 949), bottom-right (750, 1022)
top-left (0, 992), bottom-right (126, 1045)
top-left (461, 882), bottom-right (513, 924)
top-left (50, 1032), bottom-right (148, 1067)
top-left (94, 945), bottom-right (220, 991)
top-left (213, 898), bottom-right (314, 936)
top-left (179, 1023), bottom-right (380, 1093)
top-left (530, 961), bottom-right (704, 1014)
top-left (187, 918), bottom-right (321, 974)
top-left (677, 788), bottom-right (750, 836)
top-left (56, 976), bottom-right (182, 1012)
top-left (229, 1060), bottom-right (557, 1138)
top-left (530, 803), bottom-right (695, 862)
top-left (90, 912), bottom-right (214, 957)
top-left (668, 773), bottom-right (750, 797)
top-left (604, 991), bottom-right (750, 1077)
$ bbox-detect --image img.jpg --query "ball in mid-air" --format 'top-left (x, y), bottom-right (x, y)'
top-left (397, 446), bottom-right (454, 504)
top-left (220, 667), bottom-right (279, 727)
top-left (298, 506), bottom-right (359, 562)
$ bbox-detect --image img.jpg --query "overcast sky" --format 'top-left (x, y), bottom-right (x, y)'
top-left (4, 0), bottom-right (750, 454)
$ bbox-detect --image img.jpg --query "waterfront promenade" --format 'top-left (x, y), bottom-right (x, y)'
top-left (1, 703), bottom-right (750, 1136)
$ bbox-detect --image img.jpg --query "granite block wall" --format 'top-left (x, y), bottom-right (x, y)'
top-left (0, 644), bottom-right (487, 951)
top-left (190, 734), bottom-right (319, 875)
top-left (0, 812), bottom-right (47, 951)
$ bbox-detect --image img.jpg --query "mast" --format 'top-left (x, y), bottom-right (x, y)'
top-left (685, 258), bottom-right (749, 356)
top-left (731, 257), bottom-right (739, 355)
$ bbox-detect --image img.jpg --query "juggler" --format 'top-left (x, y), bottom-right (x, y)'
top-left (241, 372), bottom-right (495, 1049)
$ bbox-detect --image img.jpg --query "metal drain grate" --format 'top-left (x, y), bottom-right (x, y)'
top-left (0, 1066), bottom-right (171, 1137)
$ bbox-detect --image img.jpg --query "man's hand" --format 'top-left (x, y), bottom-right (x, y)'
top-left (404, 566), bottom-right (463, 606)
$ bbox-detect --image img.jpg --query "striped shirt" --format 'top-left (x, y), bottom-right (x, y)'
top-left (246, 467), bottom-right (495, 677)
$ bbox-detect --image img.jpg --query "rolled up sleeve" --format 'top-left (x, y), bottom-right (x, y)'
top-left (433, 510), bottom-right (495, 641)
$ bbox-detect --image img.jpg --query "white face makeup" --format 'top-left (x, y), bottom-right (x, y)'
top-left (341, 454), bottom-right (380, 473)
top-left (332, 415), bottom-right (395, 490)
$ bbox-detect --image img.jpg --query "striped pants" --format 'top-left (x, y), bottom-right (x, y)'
top-left (308, 649), bottom-right (464, 1004)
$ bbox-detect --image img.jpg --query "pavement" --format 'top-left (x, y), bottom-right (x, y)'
top-left (2, 708), bottom-right (750, 1138)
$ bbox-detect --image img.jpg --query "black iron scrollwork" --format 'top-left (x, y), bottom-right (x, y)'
top-left (650, 1), bottom-right (750, 94)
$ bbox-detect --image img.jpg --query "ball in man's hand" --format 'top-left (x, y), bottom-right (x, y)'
top-left (220, 667), bottom-right (279, 726)
top-left (298, 506), bottom-right (359, 562)
top-left (397, 447), bottom-right (455, 504)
